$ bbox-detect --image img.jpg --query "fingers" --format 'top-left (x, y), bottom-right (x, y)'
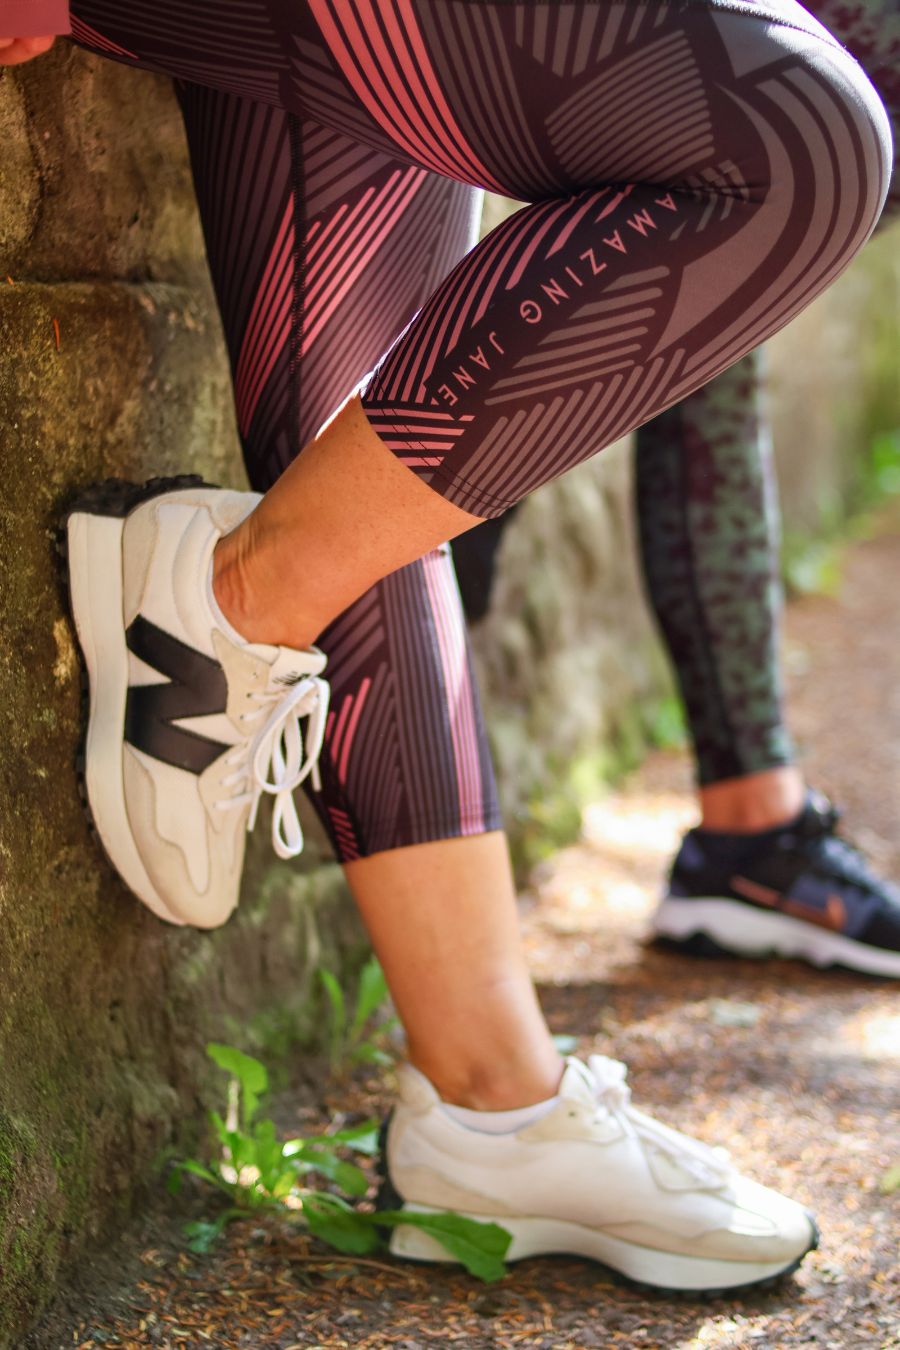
top-left (0, 35), bottom-right (56, 65)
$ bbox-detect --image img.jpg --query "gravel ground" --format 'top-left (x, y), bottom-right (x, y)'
top-left (25, 513), bottom-right (900, 1350)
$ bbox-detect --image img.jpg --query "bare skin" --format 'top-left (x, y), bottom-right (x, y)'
top-left (213, 397), bottom-right (481, 649)
top-left (213, 394), bottom-right (811, 836)
top-left (698, 765), bottom-right (807, 832)
top-left (344, 833), bottom-right (564, 1110)
top-left (0, 35), bottom-right (56, 65)
top-left (211, 399), bottom-right (564, 1110)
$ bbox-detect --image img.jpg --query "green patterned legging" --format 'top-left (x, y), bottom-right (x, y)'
top-left (635, 0), bottom-right (899, 784)
top-left (453, 0), bottom-right (900, 787)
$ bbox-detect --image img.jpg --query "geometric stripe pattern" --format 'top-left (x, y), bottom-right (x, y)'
top-left (67, 0), bottom-right (892, 857)
top-left (65, 15), bottom-right (500, 862)
top-left (70, 0), bottom-right (890, 520)
top-left (171, 86), bottom-right (497, 860)
top-left (451, 0), bottom-right (900, 795)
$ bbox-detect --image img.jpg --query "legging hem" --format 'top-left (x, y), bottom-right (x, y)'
top-left (695, 748), bottom-right (796, 788)
top-left (366, 400), bottom-right (518, 518)
top-left (334, 808), bottom-right (505, 863)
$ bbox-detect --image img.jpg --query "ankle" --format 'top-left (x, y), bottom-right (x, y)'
top-left (410, 1045), bottom-right (564, 1112)
top-left (211, 525), bottom-right (256, 642)
top-left (698, 767), bottom-right (806, 834)
top-left (212, 516), bottom-right (318, 650)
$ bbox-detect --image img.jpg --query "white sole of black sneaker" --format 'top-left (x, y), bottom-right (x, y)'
top-left (654, 897), bottom-right (900, 978)
top-left (67, 510), bottom-right (185, 927)
top-left (388, 1205), bottom-right (815, 1292)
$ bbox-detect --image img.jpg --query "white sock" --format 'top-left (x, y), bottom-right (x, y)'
top-left (441, 1095), bottom-right (559, 1135)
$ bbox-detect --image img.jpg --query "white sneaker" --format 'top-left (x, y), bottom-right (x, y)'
top-left (65, 477), bottom-right (329, 928)
top-left (384, 1055), bottom-right (817, 1293)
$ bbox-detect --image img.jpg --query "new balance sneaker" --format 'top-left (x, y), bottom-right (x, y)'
top-left (382, 1055), bottom-right (817, 1293)
top-left (653, 792), bottom-right (900, 978)
top-left (64, 477), bottom-right (329, 929)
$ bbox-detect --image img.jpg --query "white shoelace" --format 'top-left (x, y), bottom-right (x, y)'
top-left (585, 1055), bottom-right (732, 1187)
top-left (215, 673), bottom-right (330, 859)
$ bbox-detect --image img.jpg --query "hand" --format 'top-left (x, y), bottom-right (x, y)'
top-left (0, 35), bottom-right (56, 65)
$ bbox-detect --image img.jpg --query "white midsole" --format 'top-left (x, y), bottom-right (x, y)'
top-left (654, 896), bottom-right (900, 978)
top-left (67, 511), bottom-right (184, 927)
top-left (388, 1205), bottom-right (806, 1290)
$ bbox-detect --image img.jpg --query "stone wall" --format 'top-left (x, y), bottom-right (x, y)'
top-left (2, 47), bottom-right (898, 1346)
top-left (0, 47), bottom-right (367, 1349)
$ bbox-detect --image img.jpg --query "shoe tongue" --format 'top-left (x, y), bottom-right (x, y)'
top-left (248, 643), bottom-right (328, 685)
top-left (558, 1058), bottom-right (599, 1105)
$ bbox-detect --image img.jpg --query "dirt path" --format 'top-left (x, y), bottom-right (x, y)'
top-left (27, 516), bottom-right (900, 1350)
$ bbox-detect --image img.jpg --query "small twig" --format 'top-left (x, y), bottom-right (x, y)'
top-left (281, 1250), bottom-right (422, 1281)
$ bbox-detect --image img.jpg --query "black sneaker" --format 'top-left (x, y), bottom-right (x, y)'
top-left (653, 792), bottom-right (900, 978)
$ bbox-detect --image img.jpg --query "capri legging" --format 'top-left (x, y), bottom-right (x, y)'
top-left (69, 0), bottom-right (891, 859)
top-left (452, 0), bottom-right (900, 788)
top-left (634, 0), bottom-right (900, 784)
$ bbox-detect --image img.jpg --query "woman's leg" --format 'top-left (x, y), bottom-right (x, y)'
top-left (60, 8), bottom-right (835, 1286)
top-left (174, 82), bottom-right (560, 1069)
top-left (173, 82), bottom-right (505, 860)
top-left (346, 834), bottom-right (562, 1109)
top-left (638, 0), bottom-right (900, 811)
top-left (636, 348), bottom-right (792, 791)
top-left (72, 0), bottom-right (890, 653)
top-left (640, 2), bottom-right (900, 973)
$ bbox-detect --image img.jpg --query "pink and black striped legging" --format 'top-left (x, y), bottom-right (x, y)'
top-left (68, 0), bottom-right (891, 861)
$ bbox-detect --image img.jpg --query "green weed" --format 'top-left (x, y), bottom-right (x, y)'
top-left (170, 1041), bottom-right (510, 1282)
top-left (319, 955), bottom-right (400, 1073)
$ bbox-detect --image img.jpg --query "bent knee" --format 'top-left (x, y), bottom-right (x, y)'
top-left (712, 2), bottom-right (891, 284)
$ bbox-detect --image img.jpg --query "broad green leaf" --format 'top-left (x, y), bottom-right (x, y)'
top-left (206, 1043), bottom-right (268, 1126)
top-left (282, 1136), bottom-right (309, 1158)
top-left (350, 957), bottom-right (388, 1039)
top-left (254, 1134), bottom-right (295, 1195)
top-left (224, 1130), bottom-right (254, 1177)
top-left (270, 1169), bottom-right (298, 1199)
top-left (302, 1192), bottom-right (380, 1255)
top-left (292, 1146), bottom-right (369, 1198)
top-left (326, 1120), bottom-right (381, 1156)
top-left (178, 1158), bottom-right (232, 1194)
top-left (377, 1210), bottom-right (511, 1283)
top-left (254, 1117), bottom-right (277, 1144)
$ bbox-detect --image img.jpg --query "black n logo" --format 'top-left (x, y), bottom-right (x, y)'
top-left (124, 616), bottom-right (229, 774)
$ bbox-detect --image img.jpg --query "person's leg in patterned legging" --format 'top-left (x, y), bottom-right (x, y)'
top-left (171, 81), bottom-right (558, 1107)
top-left (48, 0), bottom-right (890, 1288)
top-left (452, 0), bottom-right (900, 979)
top-left (634, 0), bottom-right (900, 978)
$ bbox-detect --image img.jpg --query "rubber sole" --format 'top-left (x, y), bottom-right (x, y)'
top-left (653, 896), bottom-right (900, 979)
top-left (61, 475), bottom-right (214, 927)
top-left (386, 1202), bottom-right (819, 1296)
